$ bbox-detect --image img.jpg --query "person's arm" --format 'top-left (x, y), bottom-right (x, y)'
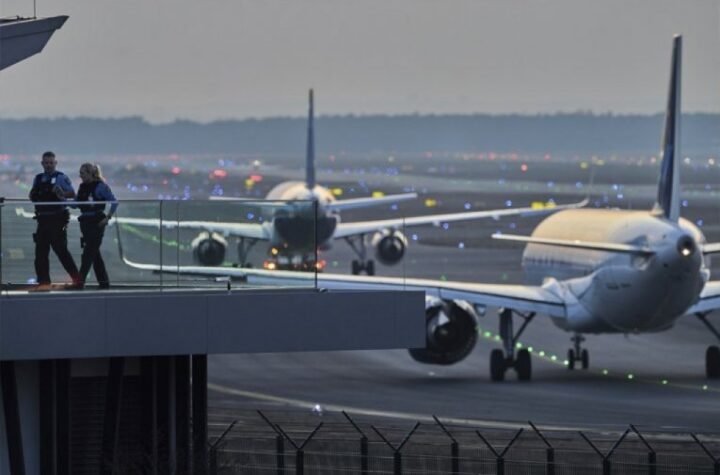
top-left (57, 174), bottom-right (75, 199)
top-left (97, 182), bottom-right (118, 226)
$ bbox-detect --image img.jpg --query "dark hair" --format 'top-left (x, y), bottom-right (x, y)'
top-left (42, 151), bottom-right (55, 159)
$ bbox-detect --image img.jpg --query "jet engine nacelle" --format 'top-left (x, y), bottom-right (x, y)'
top-left (191, 232), bottom-right (228, 266)
top-left (371, 229), bottom-right (407, 265)
top-left (408, 296), bottom-right (479, 365)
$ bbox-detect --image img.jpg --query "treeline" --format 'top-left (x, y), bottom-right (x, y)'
top-left (0, 113), bottom-right (719, 155)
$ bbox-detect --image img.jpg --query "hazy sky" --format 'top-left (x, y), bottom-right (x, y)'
top-left (2, 0), bottom-right (720, 122)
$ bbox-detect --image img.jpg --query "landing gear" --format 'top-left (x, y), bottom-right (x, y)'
top-left (236, 237), bottom-right (258, 267)
top-left (489, 308), bottom-right (536, 381)
top-left (567, 334), bottom-right (589, 371)
top-left (696, 313), bottom-right (720, 379)
top-left (346, 235), bottom-right (375, 275)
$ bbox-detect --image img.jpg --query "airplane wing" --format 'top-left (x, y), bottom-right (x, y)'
top-left (685, 281), bottom-right (720, 314)
top-left (110, 216), bottom-right (271, 240)
top-left (333, 199), bottom-right (588, 239)
top-left (120, 255), bottom-right (568, 317)
top-left (15, 207), bottom-right (271, 241)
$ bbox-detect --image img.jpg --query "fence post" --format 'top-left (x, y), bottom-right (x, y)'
top-left (207, 419), bottom-right (238, 475)
top-left (433, 416), bottom-right (460, 474)
top-left (579, 428), bottom-right (630, 475)
top-left (372, 422), bottom-right (421, 475)
top-left (273, 421), bottom-right (323, 475)
top-left (476, 428), bottom-right (523, 475)
top-left (257, 411), bottom-right (285, 475)
top-left (528, 422), bottom-right (555, 475)
top-left (343, 411), bottom-right (369, 475)
top-left (630, 425), bottom-right (656, 475)
top-left (690, 433), bottom-right (720, 475)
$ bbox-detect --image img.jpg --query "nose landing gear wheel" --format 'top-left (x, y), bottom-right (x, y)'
top-left (581, 349), bottom-right (590, 370)
top-left (567, 349), bottom-right (576, 370)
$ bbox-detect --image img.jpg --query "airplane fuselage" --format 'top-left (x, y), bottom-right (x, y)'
top-left (265, 181), bottom-right (339, 251)
top-left (522, 209), bottom-right (707, 334)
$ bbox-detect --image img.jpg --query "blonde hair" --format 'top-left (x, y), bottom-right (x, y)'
top-left (79, 163), bottom-right (104, 182)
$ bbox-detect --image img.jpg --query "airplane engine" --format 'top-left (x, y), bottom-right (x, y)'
top-left (408, 297), bottom-right (479, 365)
top-left (371, 229), bottom-right (408, 265)
top-left (191, 232), bottom-right (228, 266)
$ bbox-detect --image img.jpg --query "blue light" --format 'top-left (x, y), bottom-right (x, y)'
top-left (458, 242), bottom-right (465, 249)
top-left (505, 200), bottom-right (513, 207)
top-left (697, 219), bottom-right (704, 227)
top-left (247, 213), bottom-right (255, 220)
top-left (411, 234), bottom-right (418, 241)
top-left (442, 223), bottom-right (449, 230)
top-left (464, 202), bottom-right (472, 210)
top-left (391, 204), bottom-right (398, 211)
top-left (575, 181), bottom-right (584, 188)
top-left (681, 200), bottom-right (688, 207)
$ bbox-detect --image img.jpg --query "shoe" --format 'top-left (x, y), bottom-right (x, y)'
top-left (98, 282), bottom-right (110, 290)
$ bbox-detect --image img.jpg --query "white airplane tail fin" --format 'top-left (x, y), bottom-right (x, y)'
top-left (306, 88), bottom-right (316, 190)
top-left (652, 35), bottom-right (682, 222)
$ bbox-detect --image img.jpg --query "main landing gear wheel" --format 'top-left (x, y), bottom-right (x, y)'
top-left (489, 309), bottom-right (536, 382)
top-left (490, 349), bottom-right (505, 382)
top-left (516, 349), bottom-right (532, 381)
top-left (707, 346), bottom-right (720, 379)
top-left (351, 259), bottom-right (375, 275)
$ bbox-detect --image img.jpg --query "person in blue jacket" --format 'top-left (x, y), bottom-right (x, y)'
top-left (29, 151), bottom-right (81, 287)
top-left (76, 163), bottom-right (118, 289)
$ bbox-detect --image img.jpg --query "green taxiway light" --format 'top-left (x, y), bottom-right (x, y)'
top-left (494, 335), bottom-right (501, 341)
top-left (563, 360), bottom-right (569, 366)
top-left (602, 369), bottom-right (609, 375)
top-left (538, 351), bottom-right (545, 357)
top-left (550, 355), bottom-right (557, 361)
top-left (484, 331), bottom-right (492, 338)
top-left (527, 347), bottom-right (533, 352)
top-left (627, 374), bottom-right (634, 380)
top-left (662, 380), bottom-right (668, 385)
top-left (515, 342), bottom-right (523, 349)
top-left (703, 385), bottom-right (708, 391)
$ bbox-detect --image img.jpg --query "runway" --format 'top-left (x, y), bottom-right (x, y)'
top-left (3, 153), bottom-right (720, 431)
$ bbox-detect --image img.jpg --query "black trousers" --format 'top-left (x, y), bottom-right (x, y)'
top-left (79, 216), bottom-right (109, 287)
top-left (34, 213), bottom-right (80, 285)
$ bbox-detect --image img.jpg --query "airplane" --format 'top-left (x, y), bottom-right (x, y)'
top-left (120, 35), bottom-right (720, 381)
top-left (19, 90), bottom-right (584, 275)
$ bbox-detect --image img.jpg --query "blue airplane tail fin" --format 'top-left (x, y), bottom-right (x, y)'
top-left (306, 89), bottom-right (316, 190)
top-left (653, 35), bottom-right (682, 222)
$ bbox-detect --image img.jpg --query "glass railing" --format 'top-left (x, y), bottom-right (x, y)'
top-left (0, 193), bottom-right (544, 295)
top-left (0, 198), bottom-right (320, 292)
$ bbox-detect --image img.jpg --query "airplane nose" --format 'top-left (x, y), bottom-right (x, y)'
top-left (676, 235), bottom-right (695, 257)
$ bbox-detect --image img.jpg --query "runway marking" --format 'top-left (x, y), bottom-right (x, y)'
top-left (208, 381), bottom-right (592, 432)
top-left (477, 326), bottom-right (720, 394)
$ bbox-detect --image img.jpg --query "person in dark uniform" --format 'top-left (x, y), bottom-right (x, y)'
top-left (29, 151), bottom-right (81, 287)
top-left (76, 163), bottom-right (118, 289)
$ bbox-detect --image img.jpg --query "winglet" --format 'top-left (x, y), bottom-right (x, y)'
top-left (306, 88), bottom-right (316, 190)
top-left (652, 35), bottom-right (682, 222)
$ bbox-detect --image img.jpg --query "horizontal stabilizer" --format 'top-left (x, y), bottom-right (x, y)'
top-left (327, 193), bottom-right (417, 212)
top-left (492, 233), bottom-right (655, 255)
